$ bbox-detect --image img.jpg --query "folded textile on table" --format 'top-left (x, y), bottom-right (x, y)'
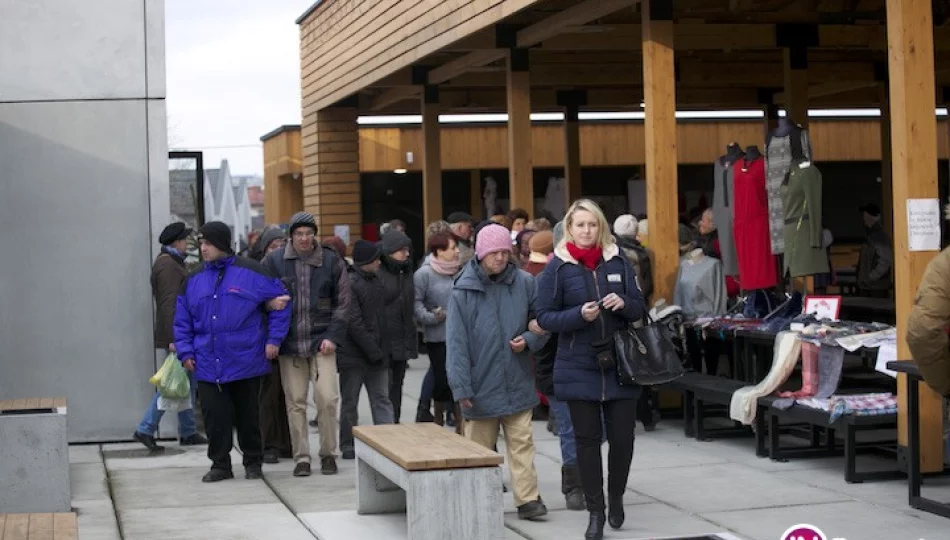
top-left (730, 331), bottom-right (802, 424)
top-left (773, 343), bottom-right (845, 408)
top-left (796, 392), bottom-right (897, 423)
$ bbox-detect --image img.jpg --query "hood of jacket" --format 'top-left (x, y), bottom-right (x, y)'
top-left (454, 258), bottom-right (517, 292)
top-left (552, 240), bottom-right (621, 267)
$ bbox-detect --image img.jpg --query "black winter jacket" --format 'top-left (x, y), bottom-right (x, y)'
top-left (377, 255), bottom-right (419, 362)
top-left (337, 266), bottom-right (387, 370)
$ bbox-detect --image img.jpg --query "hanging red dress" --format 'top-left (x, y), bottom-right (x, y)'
top-left (733, 156), bottom-right (778, 290)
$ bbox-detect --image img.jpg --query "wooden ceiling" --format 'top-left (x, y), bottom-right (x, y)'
top-left (350, 0), bottom-right (950, 114)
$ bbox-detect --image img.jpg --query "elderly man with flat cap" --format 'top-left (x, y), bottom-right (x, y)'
top-left (133, 222), bottom-right (207, 452)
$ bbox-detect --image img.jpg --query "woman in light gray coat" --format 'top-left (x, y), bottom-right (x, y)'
top-left (447, 224), bottom-right (550, 521)
top-left (413, 232), bottom-right (462, 432)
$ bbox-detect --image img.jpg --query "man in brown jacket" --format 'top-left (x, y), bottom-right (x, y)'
top-left (907, 245), bottom-right (950, 397)
top-left (133, 222), bottom-right (207, 451)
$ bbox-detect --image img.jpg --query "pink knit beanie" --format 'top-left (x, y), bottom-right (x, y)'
top-left (475, 224), bottom-right (513, 260)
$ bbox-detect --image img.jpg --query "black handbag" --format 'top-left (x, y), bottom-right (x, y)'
top-left (614, 315), bottom-right (685, 386)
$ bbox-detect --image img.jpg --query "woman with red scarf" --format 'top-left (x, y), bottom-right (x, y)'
top-left (536, 199), bottom-right (646, 540)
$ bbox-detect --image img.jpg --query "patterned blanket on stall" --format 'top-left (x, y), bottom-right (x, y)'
top-left (795, 393), bottom-right (898, 423)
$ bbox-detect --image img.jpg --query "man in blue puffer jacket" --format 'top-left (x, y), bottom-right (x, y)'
top-left (174, 222), bottom-right (292, 483)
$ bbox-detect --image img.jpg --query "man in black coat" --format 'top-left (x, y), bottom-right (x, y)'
top-left (337, 240), bottom-right (395, 460)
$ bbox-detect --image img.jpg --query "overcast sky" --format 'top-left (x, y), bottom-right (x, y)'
top-left (165, 0), bottom-right (311, 177)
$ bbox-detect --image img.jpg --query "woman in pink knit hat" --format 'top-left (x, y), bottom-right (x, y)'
top-left (446, 224), bottom-right (550, 521)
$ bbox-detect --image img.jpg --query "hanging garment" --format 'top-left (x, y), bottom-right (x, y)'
top-left (782, 161), bottom-right (829, 278)
top-left (712, 159), bottom-right (739, 276)
top-left (542, 177), bottom-right (567, 221)
top-left (732, 156), bottom-right (777, 290)
top-left (673, 255), bottom-right (727, 317)
top-left (766, 128), bottom-right (812, 255)
top-left (729, 331), bottom-right (802, 424)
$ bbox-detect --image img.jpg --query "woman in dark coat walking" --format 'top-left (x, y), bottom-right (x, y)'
top-left (536, 199), bottom-right (646, 540)
top-left (377, 229), bottom-right (418, 423)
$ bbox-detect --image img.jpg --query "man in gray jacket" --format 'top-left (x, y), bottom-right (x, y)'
top-left (447, 224), bottom-right (549, 521)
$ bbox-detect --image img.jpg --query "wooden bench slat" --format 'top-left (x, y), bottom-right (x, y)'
top-left (2, 514), bottom-right (29, 540)
top-left (353, 424), bottom-right (503, 471)
top-left (0, 398), bottom-right (67, 413)
top-left (0, 515), bottom-right (5, 539)
top-left (28, 514), bottom-right (53, 540)
top-left (52, 513), bottom-right (77, 540)
top-left (22, 399), bottom-right (41, 410)
top-left (51, 398), bottom-right (67, 409)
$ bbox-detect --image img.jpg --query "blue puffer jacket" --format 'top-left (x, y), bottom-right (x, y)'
top-left (536, 242), bottom-right (646, 402)
top-left (174, 256), bottom-right (291, 384)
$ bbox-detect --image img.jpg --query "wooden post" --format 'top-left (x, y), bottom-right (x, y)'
top-left (557, 90), bottom-right (586, 208)
top-left (422, 86), bottom-right (443, 228)
top-left (507, 48), bottom-right (534, 216)
top-left (470, 169), bottom-right (483, 221)
top-left (302, 101), bottom-right (362, 245)
top-left (783, 46), bottom-right (809, 127)
top-left (642, 0), bottom-right (678, 305)
top-left (886, 0), bottom-right (944, 473)
top-left (879, 84), bottom-right (894, 239)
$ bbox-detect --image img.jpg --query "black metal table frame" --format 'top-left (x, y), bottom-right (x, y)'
top-left (887, 362), bottom-right (950, 519)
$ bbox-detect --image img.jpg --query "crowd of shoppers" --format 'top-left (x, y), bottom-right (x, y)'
top-left (138, 199), bottom-right (661, 539)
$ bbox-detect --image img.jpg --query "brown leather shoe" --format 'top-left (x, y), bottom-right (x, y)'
top-left (320, 456), bottom-right (338, 475)
top-left (293, 462), bottom-right (311, 477)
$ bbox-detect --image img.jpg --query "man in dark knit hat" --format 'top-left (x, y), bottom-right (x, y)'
top-left (337, 239), bottom-right (395, 459)
top-left (174, 221), bottom-right (291, 482)
top-left (133, 222), bottom-right (207, 452)
top-left (264, 211), bottom-right (349, 477)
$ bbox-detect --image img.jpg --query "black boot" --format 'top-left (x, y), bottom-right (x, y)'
top-left (585, 512), bottom-right (606, 540)
top-left (562, 466), bottom-right (586, 511)
top-left (607, 494), bottom-right (625, 529)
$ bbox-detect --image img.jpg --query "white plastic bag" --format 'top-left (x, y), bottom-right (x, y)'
top-left (157, 395), bottom-right (192, 412)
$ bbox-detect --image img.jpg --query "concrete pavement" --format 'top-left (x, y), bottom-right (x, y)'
top-left (69, 355), bottom-right (950, 540)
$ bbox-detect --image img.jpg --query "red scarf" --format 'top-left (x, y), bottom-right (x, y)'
top-left (566, 242), bottom-right (603, 270)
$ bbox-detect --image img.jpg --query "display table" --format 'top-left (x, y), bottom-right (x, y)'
top-left (885, 360), bottom-right (950, 519)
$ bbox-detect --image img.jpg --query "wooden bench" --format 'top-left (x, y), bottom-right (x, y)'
top-left (0, 398), bottom-right (70, 513)
top-left (0, 513), bottom-right (77, 539)
top-left (352, 423), bottom-right (505, 540)
top-left (669, 372), bottom-right (752, 441)
top-left (755, 395), bottom-right (902, 484)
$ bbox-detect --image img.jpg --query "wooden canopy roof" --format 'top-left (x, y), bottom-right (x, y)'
top-left (299, 0), bottom-right (950, 115)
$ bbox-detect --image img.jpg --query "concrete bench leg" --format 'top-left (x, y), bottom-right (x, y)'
top-left (356, 457), bottom-right (406, 514)
top-left (407, 467), bottom-right (504, 540)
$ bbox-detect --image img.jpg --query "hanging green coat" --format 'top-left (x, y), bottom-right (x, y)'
top-left (781, 161), bottom-right (830, 278)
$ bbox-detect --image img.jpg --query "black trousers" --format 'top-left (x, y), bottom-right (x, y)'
top-left (198, 377), bottom-right (264, 472)
top-left (567, 399), bottom-right (637, 512)
top-left (390, 360), bottom-right (408, 424)
top-left (636, 387), bottom-right (657, 427)
top-left (426, 342), bottom-right (453, 403)
top-left (686, 330), bottom-right (721, 376)
top-left (259, 361), bottom-right (291, 454)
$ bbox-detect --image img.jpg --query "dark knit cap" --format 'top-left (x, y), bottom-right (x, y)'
top-left (289, 211), bottom-right (317, 235)
top-left (381, 230), bottom-right (411, 255)
top-left (446, 212), bottom-right (474, 225)
top-left (198, 222), bottom-right (233, 254)
top-left (159, 222), bottom-right (192, 246)
top-left (258, 227), bottom-right (285, 253)
top-left (352, 240), bottom-right (381, 266)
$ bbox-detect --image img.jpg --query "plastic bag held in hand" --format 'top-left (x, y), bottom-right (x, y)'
top-left (158, 354), bottom-right (191, 399)
top-left (149, 353), bottom-right (177, 386)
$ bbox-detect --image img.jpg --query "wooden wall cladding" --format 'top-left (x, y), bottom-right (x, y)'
top-left (300, 0), bottom-right (544, 114)
top-left (357, 118), bottom-right (950, 172)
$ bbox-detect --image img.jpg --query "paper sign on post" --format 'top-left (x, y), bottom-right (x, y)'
top-left (907, 198), bottom-right (941, 252)
top-left (333, 225), bottom-right (350, 247)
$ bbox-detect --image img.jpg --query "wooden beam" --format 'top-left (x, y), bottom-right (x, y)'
top-left (516, 0), bottom-right (640, 48)
top-left (370, 85), bottom-right (422, 111)
top-left (783, 47), bottom-right (809, 126)
top-left (507, 50), bottom-right (534, 216)
top-left (886, 0), bottom-right (944, 473)
top-left (422, 88), bottom-right (443, 228)
top-left (428, 49), bottom-right (507, 85)
top-left (880, 85), bottom-right (893, 239)
top-left (642, 0), bottom-right (677, 307)
top-left (564, 105), bottom-right (582, 206)
top-left (774, 80), bottom-right (880, 103)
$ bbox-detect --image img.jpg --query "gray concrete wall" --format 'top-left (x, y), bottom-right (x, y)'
top-left (0, 0), bottom-right (169, 441)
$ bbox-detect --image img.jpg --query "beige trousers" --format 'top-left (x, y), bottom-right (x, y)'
top-left (279, 353), bottom-right (340, 463)
top-left (465, 408), bottom-right (540, 506)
